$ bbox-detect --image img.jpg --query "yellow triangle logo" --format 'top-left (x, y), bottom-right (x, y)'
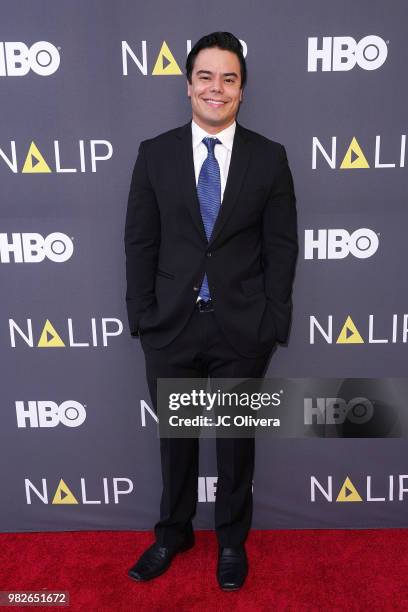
top-left (336, 315), bottom-right (364, 344)
top-left (22, 142), bottom-right (52, 173)
top-left (340, 137), bottom-right (370, 169)
top-left (152, 41), bottom-right (182, 75)
top-left (52, 478), bottom-right (79, 504)
top-left (336, 476), bottom-right (363, 502)
top-left (37, 319), bottom-right (65, 347)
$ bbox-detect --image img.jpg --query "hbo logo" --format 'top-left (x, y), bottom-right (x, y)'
top-left (308, 36), bottom-right (388, 72)
top-left (304, 228), bottom-right (379, 260)
top-left (16, 401), bottom-right (86, 428)
top-left (0, 41), bottom-right (60, 76)
top-left (304, 397), bottom-right (374, 425)
top-left (0, 232), bottom-right (73, 263)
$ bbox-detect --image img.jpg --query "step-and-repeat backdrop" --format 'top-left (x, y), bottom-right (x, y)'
top-left (1, 0), bottom-right (407, 532)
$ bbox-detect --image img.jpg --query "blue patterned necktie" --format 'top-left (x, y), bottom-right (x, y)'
top-left (197, 136), bottom-right (221, 301)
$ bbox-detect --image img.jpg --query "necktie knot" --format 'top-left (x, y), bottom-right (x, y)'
top-left (202, 136), bottom-right (221, 154)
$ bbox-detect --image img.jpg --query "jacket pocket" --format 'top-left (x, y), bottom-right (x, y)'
top-left (241, 273), bottom-right (264, 296)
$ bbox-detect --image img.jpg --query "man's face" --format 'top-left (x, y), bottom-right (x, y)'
top-left (187, 46), bottom-right (243, 134)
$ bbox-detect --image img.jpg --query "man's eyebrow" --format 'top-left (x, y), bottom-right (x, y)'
top-left (196, 69), bottom-right (239, 78)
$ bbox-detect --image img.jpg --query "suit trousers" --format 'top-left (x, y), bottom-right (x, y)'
top-left (140, 305), bottom-right (272, 549)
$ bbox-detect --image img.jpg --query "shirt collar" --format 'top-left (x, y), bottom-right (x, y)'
top-left (191, 118), bottom-right (236, 152)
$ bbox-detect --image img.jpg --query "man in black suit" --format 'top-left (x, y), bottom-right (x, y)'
top-left (125, 31), bottom-right (298, 590)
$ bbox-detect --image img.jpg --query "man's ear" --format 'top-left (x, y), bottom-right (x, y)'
top-left (187, 80), bottom-right (191, 98)
top-left (239, 89), bottom-right (243, 102)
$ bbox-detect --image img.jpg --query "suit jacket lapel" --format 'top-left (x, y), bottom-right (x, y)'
top-left (176, 120), bottom-right (251, 246)
top-left (209, 122), bottom-right (250, 246)
top-left (177, 121), bottom-right (207, 242)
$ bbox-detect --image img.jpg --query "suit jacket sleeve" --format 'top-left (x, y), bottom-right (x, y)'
top-left (262, 144), bottom-right (298, 344)
top-left (124, 141), bottom-right (160, 336)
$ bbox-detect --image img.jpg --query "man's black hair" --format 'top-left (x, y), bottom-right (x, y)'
top-left (186, 31), bottom-right (247, 89)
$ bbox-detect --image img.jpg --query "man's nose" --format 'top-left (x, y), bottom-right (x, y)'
top-left (210, 76), bottom-right (224, 93)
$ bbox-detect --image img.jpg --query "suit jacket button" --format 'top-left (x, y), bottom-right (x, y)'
top-left (207, 252), bottom-right (212, 257)
top-left (193, 285), bottom-right (199, 291)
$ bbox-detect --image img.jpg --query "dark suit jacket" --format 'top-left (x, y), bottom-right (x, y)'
top-left (124, 120), bottom-right (298, 358)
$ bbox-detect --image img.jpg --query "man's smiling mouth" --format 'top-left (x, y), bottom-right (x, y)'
top-left (203, 99), bottom-right (227, 107)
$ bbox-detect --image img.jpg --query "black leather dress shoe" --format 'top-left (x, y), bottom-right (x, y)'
top-left (217, 546), bottom-right (248, 591)
top-left (128, 537), bottom-right (194, 582)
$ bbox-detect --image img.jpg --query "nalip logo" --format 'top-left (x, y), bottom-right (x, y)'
top-left (121, 39), bottom-right (248, 76)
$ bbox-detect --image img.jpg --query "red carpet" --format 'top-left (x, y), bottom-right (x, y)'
top-left (1, 529), bottom-right (408, 611)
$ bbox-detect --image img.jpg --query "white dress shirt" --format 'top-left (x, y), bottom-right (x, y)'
top-left (191, 118), bottom-right (236, 203)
